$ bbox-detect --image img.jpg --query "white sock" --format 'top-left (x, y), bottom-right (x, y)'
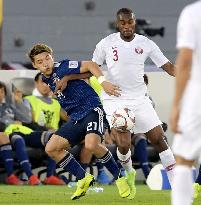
top-left (159, 147), bottom-right (176, 186)
top-left (116, 148), bottom-right (133, 172)
top-left (171, 165), bottom-right (193, 205)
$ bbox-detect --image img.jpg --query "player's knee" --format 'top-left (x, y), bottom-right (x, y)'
top-left (0, 132), bottom-right (10, 145)
top-left (117, 137), bottom-right (131, 149)
top-left (85, 134), bottom-right (102, 152)
top-left (114, 130), bottom-right (131, 148)
top-left (45, 142), bottom-right (57, 158)
top-left (45, 134), bottom-right (68, 156)
top-left (85, 142), bottom-right (96, 153)
top-left (149, 134), bottom-right (168, 152)
top-left (10, 134), bottom-right (24, 146)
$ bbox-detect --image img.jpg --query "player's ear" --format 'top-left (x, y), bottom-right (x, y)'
top-left (133, 18), bottom-right (136, 26)
top-left (32, 62), bottom-right (37, 69)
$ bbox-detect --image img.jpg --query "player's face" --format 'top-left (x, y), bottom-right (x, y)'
top-left (33, 52), bottom-right (54, 77)
top-left (116, 13), bottom-right (136, 41)
top-left (0, 87), bottom-right (5, 103)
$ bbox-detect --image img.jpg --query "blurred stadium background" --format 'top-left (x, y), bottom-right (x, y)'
top-left (1, 0), bottom-right (190, 64)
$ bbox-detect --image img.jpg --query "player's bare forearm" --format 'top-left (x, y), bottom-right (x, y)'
top-left (62, 72), bottom-right (92, 82)
top-left (170, 48), bottom-right (192, 133)
top-left (67, 72), bottom-right (92, 80)
top-left (81, 61), bottom-right (121, 97)
top-left (161, 62), bottom-right (176, 76)
top-left (173, 48), bottom-right (192, 106)
top-left (54, 72), bottom-right (92, 93)
top-left (80, 61), bottom-right (104, 78)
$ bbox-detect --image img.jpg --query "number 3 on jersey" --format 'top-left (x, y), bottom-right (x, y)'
top-left (113, 49), bottom-right (118, 61)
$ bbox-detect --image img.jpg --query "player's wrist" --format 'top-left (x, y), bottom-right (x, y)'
top-left (97, 76), bottom-right (106, 84)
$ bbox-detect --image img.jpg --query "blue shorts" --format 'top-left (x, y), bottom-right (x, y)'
top-left (55, 107), bottom-right (108, 147)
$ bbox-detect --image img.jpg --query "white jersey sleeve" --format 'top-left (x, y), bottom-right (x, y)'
top-left (92, 39), bottom-right (106, 65)
top-left (148, 39), bottom-right (169, 68)
top-left (177, 6), bottom-right (196, 49)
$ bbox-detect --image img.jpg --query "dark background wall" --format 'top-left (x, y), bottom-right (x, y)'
top-left (3, 0), bottom-right (191, 63)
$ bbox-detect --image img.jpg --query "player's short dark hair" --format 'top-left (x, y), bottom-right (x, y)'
top-left (34, 72), bottom-right (42, 82)
top-left (116, 8), bottom-right (134, 18)
top-left (27, 43), bottom-right (53, 63)
top-left (0, 81), bottom-right (7, 95)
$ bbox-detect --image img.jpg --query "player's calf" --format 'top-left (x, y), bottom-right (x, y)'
top-left (146, 126), bottom-right (175, 186)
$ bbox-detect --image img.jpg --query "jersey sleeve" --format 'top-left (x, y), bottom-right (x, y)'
top-left (176, 6), bottom-right (196, 49)
top-left (60, 60), bottom-right (81, 75)
top-left (148, 40), bottom-right (169, 68)
top-left (92, 39), bottom-right (106, 65)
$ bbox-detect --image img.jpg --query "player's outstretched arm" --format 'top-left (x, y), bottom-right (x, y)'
top-left (161, 62), bottom-right (176, 76)
top-left (80, 61), bottom-right (121, 97)
top-left (170, 48), bottom-right (192, 133)
top-left (54, 72), bottom-right (92, 94)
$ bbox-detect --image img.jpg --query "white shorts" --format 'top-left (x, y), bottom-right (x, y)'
top-left (102, 96), bottom-right (162, 134)
top-left (172, 83), bottom-right (201, 161)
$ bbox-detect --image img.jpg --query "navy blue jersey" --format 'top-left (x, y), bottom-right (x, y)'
top-left (42, 59), bottom-right (102, 122)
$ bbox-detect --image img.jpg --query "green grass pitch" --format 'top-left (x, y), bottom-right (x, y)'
top-left (0, 184), bottom-right (200, 205)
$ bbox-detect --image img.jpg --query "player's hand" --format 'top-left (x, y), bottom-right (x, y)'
top-left (169, 105), bottom-right (180, 133)
top-left (101, 81), bottom-right (121, 97)
top-left (54, 76), bottom-right (69, 94)
top-left (14, 121), bottom-right (22, 125)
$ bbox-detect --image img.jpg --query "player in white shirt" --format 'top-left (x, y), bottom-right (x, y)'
top-left (170, 1), bottom-right (201, 205)
top-left (92, 8), bottom-right (176, 199)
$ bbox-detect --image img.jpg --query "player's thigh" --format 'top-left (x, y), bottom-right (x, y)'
top-left (145, 125), bottom-right (164, 143)
top-left (55, 120), bottom-right (85, 147)
top-left (133, 98), bottom-right (162, 134)
top-left (111, 128), bottom-right (131, 147)
top-left (84, 107), bottom-right (106, 142)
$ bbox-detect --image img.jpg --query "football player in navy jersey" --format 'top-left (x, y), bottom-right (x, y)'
top-left (27, 43), bottom-right (130, 200)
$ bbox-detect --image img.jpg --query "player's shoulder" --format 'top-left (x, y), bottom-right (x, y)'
top-left (181, 1), bottom-right (201, 17)
top-left (185, 1), bottom-right (201, 11)
top-left (55, 59), bottom-right (79, 69)
top-left (54, 59), bottom-right (69, 68)
top-left (97, 33), bottom-right (119, 46)
top-left (135, 34), bottom-right (149, 41)
top-left (135, 34), bottom-right (152, 44)
top-left (104, 32), bottom-right (119, 41)
top-left (179, 1), bottom-right (201, 29)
